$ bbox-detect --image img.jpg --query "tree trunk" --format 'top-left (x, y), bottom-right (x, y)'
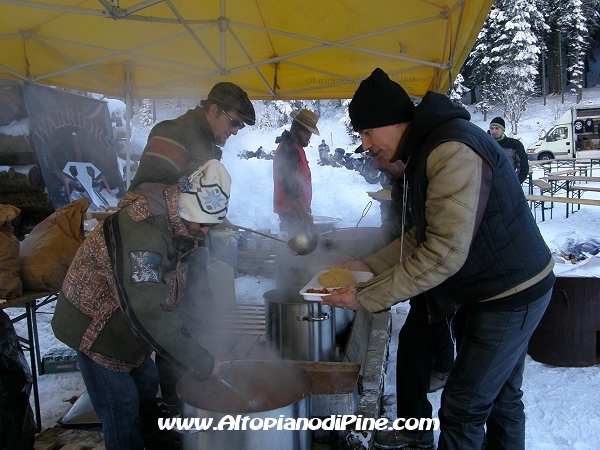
top-left (557, 31), bottom-right (564, 103)
top-left (541, 34), bottom-right (546, 106)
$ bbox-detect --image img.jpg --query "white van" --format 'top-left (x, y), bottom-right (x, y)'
top-left (526, 105), bottom-right (600, 160)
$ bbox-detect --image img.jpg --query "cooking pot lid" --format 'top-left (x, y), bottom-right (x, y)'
top-left (312, 215), bottom-right (342, 225)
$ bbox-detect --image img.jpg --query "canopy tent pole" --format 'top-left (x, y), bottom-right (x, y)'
top-left (124, 61), bottom-right (132, 189)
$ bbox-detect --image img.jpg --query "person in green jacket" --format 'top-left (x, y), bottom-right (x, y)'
top-left (52, 160), bottom-right (232, 450)
top-left (489, 116), bottom-right (529, 184)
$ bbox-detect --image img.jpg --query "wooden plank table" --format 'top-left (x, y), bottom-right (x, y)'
top-left (541, 176), bottom-right (600, 216)
top-left (526, 194), bottom-right (600, 219)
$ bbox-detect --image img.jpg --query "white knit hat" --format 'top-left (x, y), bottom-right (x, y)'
top-left (177, 160), bottom-right (231, 224)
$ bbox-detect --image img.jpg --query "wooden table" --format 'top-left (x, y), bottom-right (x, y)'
top-left (540, 175), bottom-right (600, 216)
top-left (526, 194), bottom-right (600, 219)
top-left (1, 290), bottom-right (59, 432)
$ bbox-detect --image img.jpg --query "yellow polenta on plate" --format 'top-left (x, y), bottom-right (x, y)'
top-left (318, 267), bottom-right (356, 288)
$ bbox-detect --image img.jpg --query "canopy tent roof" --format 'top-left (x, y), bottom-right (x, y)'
top-left (0, 0), bottom-right (493, 100)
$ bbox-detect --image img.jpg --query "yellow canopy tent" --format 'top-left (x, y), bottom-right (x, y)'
top-left (0, 0), bottom-right (493, 101)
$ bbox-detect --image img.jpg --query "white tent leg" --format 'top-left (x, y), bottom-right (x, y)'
top-left (125, 62), bottom-right (132, 189)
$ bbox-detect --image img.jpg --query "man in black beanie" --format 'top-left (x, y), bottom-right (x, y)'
top-left (324, 68), bottom-right (554, 450)
top-left (489, 116), bottom-right (529, 184)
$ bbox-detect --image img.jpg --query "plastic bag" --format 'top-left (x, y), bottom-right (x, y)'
top-left (550, 231), bottom-right (600, 263)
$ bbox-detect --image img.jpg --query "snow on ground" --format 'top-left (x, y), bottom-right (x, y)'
top-left (4, 84), bottom-right (600, 449)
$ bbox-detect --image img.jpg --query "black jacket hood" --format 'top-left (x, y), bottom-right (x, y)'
top-left (394, 91), bottom-right (471, 163)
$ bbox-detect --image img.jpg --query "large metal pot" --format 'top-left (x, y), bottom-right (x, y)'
top-left (264, 288), bottom-right (336, 361)
top-left (319, 226), bottom-right (388, 260)
top-left (312, 215), bottom-right (342, 234)
top-left (177, 360), bottom-right (312, 450)
top-left (335, 308), bottom-right (355, 337)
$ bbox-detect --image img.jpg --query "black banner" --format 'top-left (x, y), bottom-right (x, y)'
top-left (22, 83), bottom-right (125, 210)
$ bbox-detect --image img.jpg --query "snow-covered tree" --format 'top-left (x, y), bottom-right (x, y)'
top-left (139, 99), bottom-right (153, 127)
top-left (474, 79), bottom-right (493, 121)
top-left (463, 6), bottom-right (500, 100)
top-left (341, 99), bottom-right (360, 145)
top-left (488, 0), bottom-right (541, 134)
top-left (559, 0), bottom-right (588, 101)
top-left (447, 74), bottom-right (469, 106)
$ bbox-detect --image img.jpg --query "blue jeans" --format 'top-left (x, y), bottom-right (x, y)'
top-left (438, 289), bottom-right (552, 450)
top-left (396, 295), bottom-right (454, 440)
top-left (77, 352), bottom-right (175, 450)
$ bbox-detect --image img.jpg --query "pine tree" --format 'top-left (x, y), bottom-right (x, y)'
top-left (341, 99), bottom-right (360, 145)
top-left (559, 0), bottom-right (588, 101)
top-left (139, 99), bottom-right (153, 127)
top-left (582, 0), bottom-right (600, 42)
top-left (488, 0), bottom-right (541, 134)
top-left (448, 74), bottom-right (469, 106)
top-left (462, 3), bottom-right (505, 119)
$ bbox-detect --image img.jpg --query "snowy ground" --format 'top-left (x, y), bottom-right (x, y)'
top-left (4, 84), bottom-right (600, 448)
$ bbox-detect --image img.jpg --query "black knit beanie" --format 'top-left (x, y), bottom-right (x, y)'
top-left (490, 116), bottom-right (505, 131)
top-left (349, 68), bottom-right (415, 132)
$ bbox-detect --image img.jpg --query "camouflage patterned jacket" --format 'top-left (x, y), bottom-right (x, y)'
top-left (51, 183), bottom-right (215, 378)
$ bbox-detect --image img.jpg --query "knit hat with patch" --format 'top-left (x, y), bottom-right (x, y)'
top-left (207, 82), bottom-right (256, 126)
top-left (178, 160), bottom-right (232, 224)
top-left (349, 68), bottom-right (415, 132)
top-left (490, 117), bottom-right (506, 131)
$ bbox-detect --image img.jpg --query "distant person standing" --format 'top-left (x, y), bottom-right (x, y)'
top-left (273, 109), bottom-right (320, 236)
top-left (130, 82), bottom-right (255, 190)
top-left (489, 117), bottom-right (529, 184)
top-left (318, 139), bottom-right (331, 162)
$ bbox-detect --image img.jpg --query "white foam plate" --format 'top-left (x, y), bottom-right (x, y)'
top-left (367, 190), bottom-right (391, 202)
top-left (299, 269), bottom-right (374, 301)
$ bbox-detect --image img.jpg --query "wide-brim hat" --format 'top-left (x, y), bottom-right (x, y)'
top-left (291, 109), bottom-right (320, 135)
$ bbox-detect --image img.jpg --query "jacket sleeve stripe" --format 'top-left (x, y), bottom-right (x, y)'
top-left (144, 136), bottom-right (188, 171)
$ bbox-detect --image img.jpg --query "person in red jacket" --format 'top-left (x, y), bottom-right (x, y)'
top-left (272, 109), bottom-right (320, 236)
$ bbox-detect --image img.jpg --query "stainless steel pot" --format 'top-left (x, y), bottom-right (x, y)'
top-left (264, 288), bottom-right (336, 361)
top-left (312, 215), bottom-right (342, 233)
top-left (177, 360), bottom-right (312, 450)
top-left (319, 226), bottom-right (388, 260)
top-left (335, 308), bottom-right (355, 337)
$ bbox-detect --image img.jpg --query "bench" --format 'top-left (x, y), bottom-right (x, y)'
top-left (526, 195), bottom-right (600, 220)
top-left (569, 185), bottom-right (600, 193)
top-left (547, 167), bottom-right (589, 178)
top-left (529, 180), bottom-right (553, 220)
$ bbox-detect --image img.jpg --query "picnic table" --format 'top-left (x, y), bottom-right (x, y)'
top-left (527, 174), bottom-right (600, 219)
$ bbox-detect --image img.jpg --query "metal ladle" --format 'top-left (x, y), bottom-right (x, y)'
top-left (219, 379), bottom-right (268, 412)
top-left (236, 225), bottom-right (318, 256)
